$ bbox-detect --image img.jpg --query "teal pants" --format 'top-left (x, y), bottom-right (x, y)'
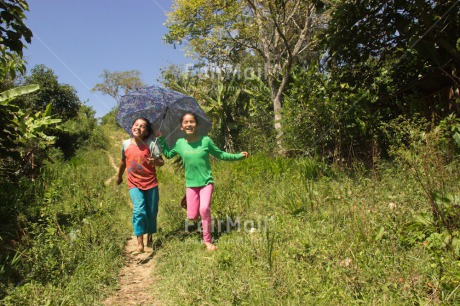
top-left (129, 186), bottom-right (159, 236)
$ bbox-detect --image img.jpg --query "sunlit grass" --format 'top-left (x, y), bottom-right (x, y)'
top-left (150, 154), bottom-right (459, 305)
top-left (1, 126), bottom-right (132, 305)
top-left (2, 124), bottom-right (459, 305)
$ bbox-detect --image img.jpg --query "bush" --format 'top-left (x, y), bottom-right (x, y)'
top-left (85, 126), bottom-right (109, 150)
top-left (0, 134), bottom-right (130, 303)
top-left (100, 107), bottom-right (118, 127)
top-left (52, 105), bottom-right (99, 159)
top-left (382, 114), bottom-right (460, 295)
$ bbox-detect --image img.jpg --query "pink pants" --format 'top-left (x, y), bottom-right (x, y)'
top-left (186, 184), bottom-right (214, 243)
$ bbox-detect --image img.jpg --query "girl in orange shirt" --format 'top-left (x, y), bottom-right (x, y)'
top-left (117, 117), bottom-right (163, 253)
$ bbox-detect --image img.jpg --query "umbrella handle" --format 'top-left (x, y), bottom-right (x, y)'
top-left (151, 107), bottom-right (169, 158)
top-left (157, 107), bottom-right (169, 132)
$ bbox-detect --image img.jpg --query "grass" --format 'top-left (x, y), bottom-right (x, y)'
top-left (1, 124), bottom-right (459, 305)
top-left (150, 155), bottom-right (459, 305)
top-left (0, 125), bottom-right (133, 305)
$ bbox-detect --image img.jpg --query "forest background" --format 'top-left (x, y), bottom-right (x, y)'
top-left (1, 0), bottom-right (460, 304)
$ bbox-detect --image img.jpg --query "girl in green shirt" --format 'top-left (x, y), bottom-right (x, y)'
top-left (158, 113), bottom-right (248, 251)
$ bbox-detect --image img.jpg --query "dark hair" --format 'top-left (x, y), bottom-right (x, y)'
top-left (132, 117), bottom-right (154, 139)
top-left (180, 112), bottom-right (199, 125)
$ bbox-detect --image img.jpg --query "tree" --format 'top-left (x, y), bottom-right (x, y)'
top-left (22, 65), bottom-right (81, 121)
top-left (54, 104), bottom-right (100, 158)
top-left (0, 0), bottom-right (32, 82)
top-left (323, 0), bottom-right (460, 90)
top-left (160, 64), bottom-right (251, 151)
top-left (285, 0), bottom-right (460, 163)
top-left (165, 0), bottom-right (329, 153)
top-left (92, 69), bottom-right (147, 105)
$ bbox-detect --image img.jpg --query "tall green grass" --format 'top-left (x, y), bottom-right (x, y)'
top-left (0, 127), bottom-right (132, 305)
top-left (2, 121), bottom-right (458, 305)
top-left (151, 153), bottom-right (459, 305)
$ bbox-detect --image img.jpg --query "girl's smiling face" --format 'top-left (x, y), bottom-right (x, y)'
top-left (180, 114), bottom-right (198, 135)
top-left (131, 119), bottom-right (149, 139)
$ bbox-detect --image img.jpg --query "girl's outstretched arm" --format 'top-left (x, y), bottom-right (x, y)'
top-left (208, 137), bottom-right (247, 161)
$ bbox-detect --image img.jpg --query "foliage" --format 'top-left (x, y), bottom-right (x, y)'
top-left (159, 53), bottom-right (279, 153)
top-left (201, 72), bottom-right (248, 151)
top-left (324, 0), bottom-right (460, 69)
top-left (2, 115), bottom-right (459, 304)
top-left (53, 104), bottom-right (104, 159)
top-left (321, 0), bottom-right (460, 123)
top-left (0, 2), bottom-right (69, 177)
top-left (385, 115), bottom-right (460, 220)
top-left (282, 64), bottom-right (384, 164)
top-left (165, 0), bottom-right (330, 153)
top-left (13, 103), bottom-right (61, 150)
top-left (17, 65), bottom-right (103, 161)
top-left (0, 0), bottom-right (32, 81)
top-left (100, 107), bottom-right (118, 127)
top-left (21, 65), bottom-right (82, 121)
top-left (0, 129), bottom-right (131, 304)
top-left (230, 65), bottom-right (275, 153)
top-left (0, 86), bottom-right (34, 165)
top-left (164, 0), bottom-right (245, 62)
top-left (151, 148), bottom-right (459, 304)
top-left (382, 115), bottom-right (460, 296)
top-left (92, 69), bottom-right (147, 105)
top-left (160, 63), bottom-right (251, 151)
top-left (0, 85), bottom-right (62, 176)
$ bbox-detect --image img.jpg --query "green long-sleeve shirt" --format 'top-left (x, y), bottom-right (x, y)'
top-left (158, 136), bottom-right (244, 187)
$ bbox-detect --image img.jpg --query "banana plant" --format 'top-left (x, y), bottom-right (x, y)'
top-left (0, 84), bottom-right (39, 104)
top-left (161, 65), bottom-right (249, 151)
top-left (0, 85), bottom-right (41, 165)
top-left (12, 102), bottom-right (62, 151)
top-left (199, 74), bottom-right (243, 151)
top-left (0, 84), bottom-right (62, 176)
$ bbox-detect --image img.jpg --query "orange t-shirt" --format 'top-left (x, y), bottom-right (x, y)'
top-left (121, 139), bottom-right (159, 190)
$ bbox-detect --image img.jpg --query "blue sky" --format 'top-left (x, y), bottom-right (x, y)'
top-left (23, 0), bottom-right (191, 118)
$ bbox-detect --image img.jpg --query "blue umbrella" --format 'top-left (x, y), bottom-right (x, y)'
top-left (116, 85), bottom-right (212, 149)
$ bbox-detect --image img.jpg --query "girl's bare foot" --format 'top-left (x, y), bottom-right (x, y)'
top-left (147, 234), bottom-right (153, 247)
top-left (205, 242), bottom-right (217, 251)
top-left (137, 235), bottom-right (144, 252)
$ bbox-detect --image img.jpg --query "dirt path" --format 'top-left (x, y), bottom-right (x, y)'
top-left (104, 152), bottom-right (119, 186)
top-left (103, 143), bottom-right (159, 306)
top-left (103, 237), bottom-right (158, 306)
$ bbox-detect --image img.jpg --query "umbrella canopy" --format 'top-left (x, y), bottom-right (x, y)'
top-left (116, 85), bottom-right (212, 148)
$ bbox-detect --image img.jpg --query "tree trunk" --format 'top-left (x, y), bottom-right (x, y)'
top-left (269, 74), bottom-right (285, 155)
top-left (273, 94), bottom-right (284, 155)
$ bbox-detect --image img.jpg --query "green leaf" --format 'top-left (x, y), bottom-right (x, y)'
top-left (453, 132), bottom-right (460, 147)
top-left (452, 237), bottom-right (460, 256)
top-left (413, 213), bottom-right (434, 228)
top-left (434, 192), bottom-right (453, 207)
top-left (44, 102), bottom-right (53, 117)
top-left (374, 226), bottom-right (386, 242)
top-left (0, 84), bottom-right (39, 103)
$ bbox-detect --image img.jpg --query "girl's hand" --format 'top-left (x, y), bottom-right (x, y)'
top-left (155, 131), bottom-right (162, 137)
top-left (116, 176), bottom-right (123, 185)
top-left (149, 157), bottom-right (164, 167)
top-left (241, 152), bottom-right (249, 158)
